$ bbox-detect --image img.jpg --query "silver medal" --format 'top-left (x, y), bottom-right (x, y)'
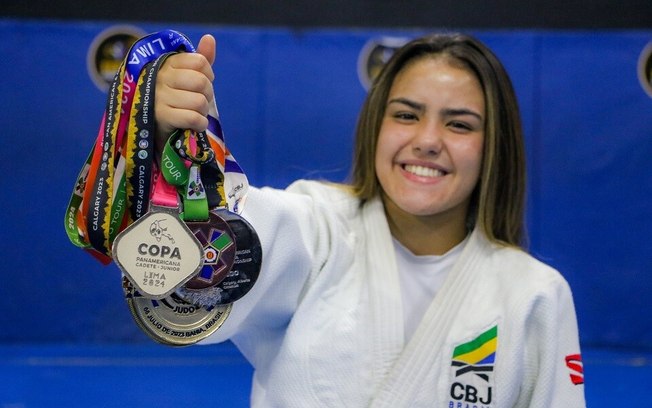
top-left (123, 277), bottom-right (231, 346)
top-left (113, 205), bottom-right (203, 299)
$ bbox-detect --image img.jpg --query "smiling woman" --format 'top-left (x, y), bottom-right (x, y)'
top-left (146, 32), bottom-right (587, 406)
top-left (375, 57), bottom-right (485, 255)
top-left (352, 34), bottom-right (526, 250)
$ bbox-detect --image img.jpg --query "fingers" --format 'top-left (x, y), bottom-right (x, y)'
top-left (165, 51), bottom-right (214, 82)
top-left (155, 87), bottom-right (211, 136)
top-left (155, 46), bottom-right (216, 137)
top-left (160, 64), bottom-right (213, 104)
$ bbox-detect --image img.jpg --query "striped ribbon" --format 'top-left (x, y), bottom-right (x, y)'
top-left (64, 29), bottom-right (249, 264)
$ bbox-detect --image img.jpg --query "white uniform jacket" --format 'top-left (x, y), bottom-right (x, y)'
top-left (203, 180), bottom-right (586, 408)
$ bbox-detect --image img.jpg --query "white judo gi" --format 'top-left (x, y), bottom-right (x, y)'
top-left (202, 180), bottom-right (586, 408)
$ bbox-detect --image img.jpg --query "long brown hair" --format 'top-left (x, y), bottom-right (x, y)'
top-left (350, 33), bottom-right (527, 247)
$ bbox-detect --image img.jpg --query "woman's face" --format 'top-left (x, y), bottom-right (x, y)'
top-left (375, 56), bottom-right (485, 224)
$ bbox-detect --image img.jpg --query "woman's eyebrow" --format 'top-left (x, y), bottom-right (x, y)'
top-left (387, 97), bottom-right (425, 112)
top-left (441, 108), bottom-right (483, 121)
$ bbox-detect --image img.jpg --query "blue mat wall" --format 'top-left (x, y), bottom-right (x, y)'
top-left (0, 19), bottom-right (650, 349)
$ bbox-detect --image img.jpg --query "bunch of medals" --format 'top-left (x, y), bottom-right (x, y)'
top-left (65, 30), bottom-right (262, 346)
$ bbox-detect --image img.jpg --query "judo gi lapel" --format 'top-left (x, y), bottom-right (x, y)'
top-left (369, 229), bottom-right (492, 407)
top-left (361, 196), bottom-right (405, 389)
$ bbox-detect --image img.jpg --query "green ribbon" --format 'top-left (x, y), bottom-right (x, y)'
top-left (161, 131), bottom-right (209, 221)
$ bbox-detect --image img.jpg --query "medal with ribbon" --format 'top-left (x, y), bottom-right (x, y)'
top-left (64, 30), bottom-right (262, 344)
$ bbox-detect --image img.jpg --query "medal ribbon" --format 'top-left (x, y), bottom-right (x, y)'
top-left (64, 30), bottom-right (249, 263)
top-left (161, 130), bottom-right (210, 221)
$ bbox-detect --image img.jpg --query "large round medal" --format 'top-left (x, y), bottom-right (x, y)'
top-left (176, 209), bottom-right (262, 307)
top-left (123, 277), bottom-right (231, 346)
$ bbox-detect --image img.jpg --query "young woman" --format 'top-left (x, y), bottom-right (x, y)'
top-left (155, 33), bottom-right (585, 407)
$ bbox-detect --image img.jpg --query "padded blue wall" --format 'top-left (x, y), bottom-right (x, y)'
top-left (0, 19), bottom-right (650, 349)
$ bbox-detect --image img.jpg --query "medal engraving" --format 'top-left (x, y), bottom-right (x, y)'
top-left (123, 277), bottom-right (231, 346)
top-left (113, 205), bottom-right (203, 298)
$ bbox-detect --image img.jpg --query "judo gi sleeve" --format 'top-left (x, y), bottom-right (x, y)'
top-left (527, 277), bottom-right (586, 408)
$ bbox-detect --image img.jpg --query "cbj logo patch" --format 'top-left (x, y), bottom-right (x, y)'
top-left (448, 325), bottom-right (497, 408)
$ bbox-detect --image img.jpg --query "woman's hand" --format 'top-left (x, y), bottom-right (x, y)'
top-left (155, 34), bottom-right (216, 152)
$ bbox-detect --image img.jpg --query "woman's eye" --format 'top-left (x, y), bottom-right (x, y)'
top-left (449, 121), bottom-right (473, 131)
top-left (393, 112), bottom-right (417, 121)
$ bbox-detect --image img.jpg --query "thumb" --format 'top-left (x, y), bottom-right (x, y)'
top-left (196, 34), bottom-right (216, 65)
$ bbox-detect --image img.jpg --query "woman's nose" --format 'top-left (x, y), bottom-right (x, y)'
top-left (412, 121), bottom-right (443, 156)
